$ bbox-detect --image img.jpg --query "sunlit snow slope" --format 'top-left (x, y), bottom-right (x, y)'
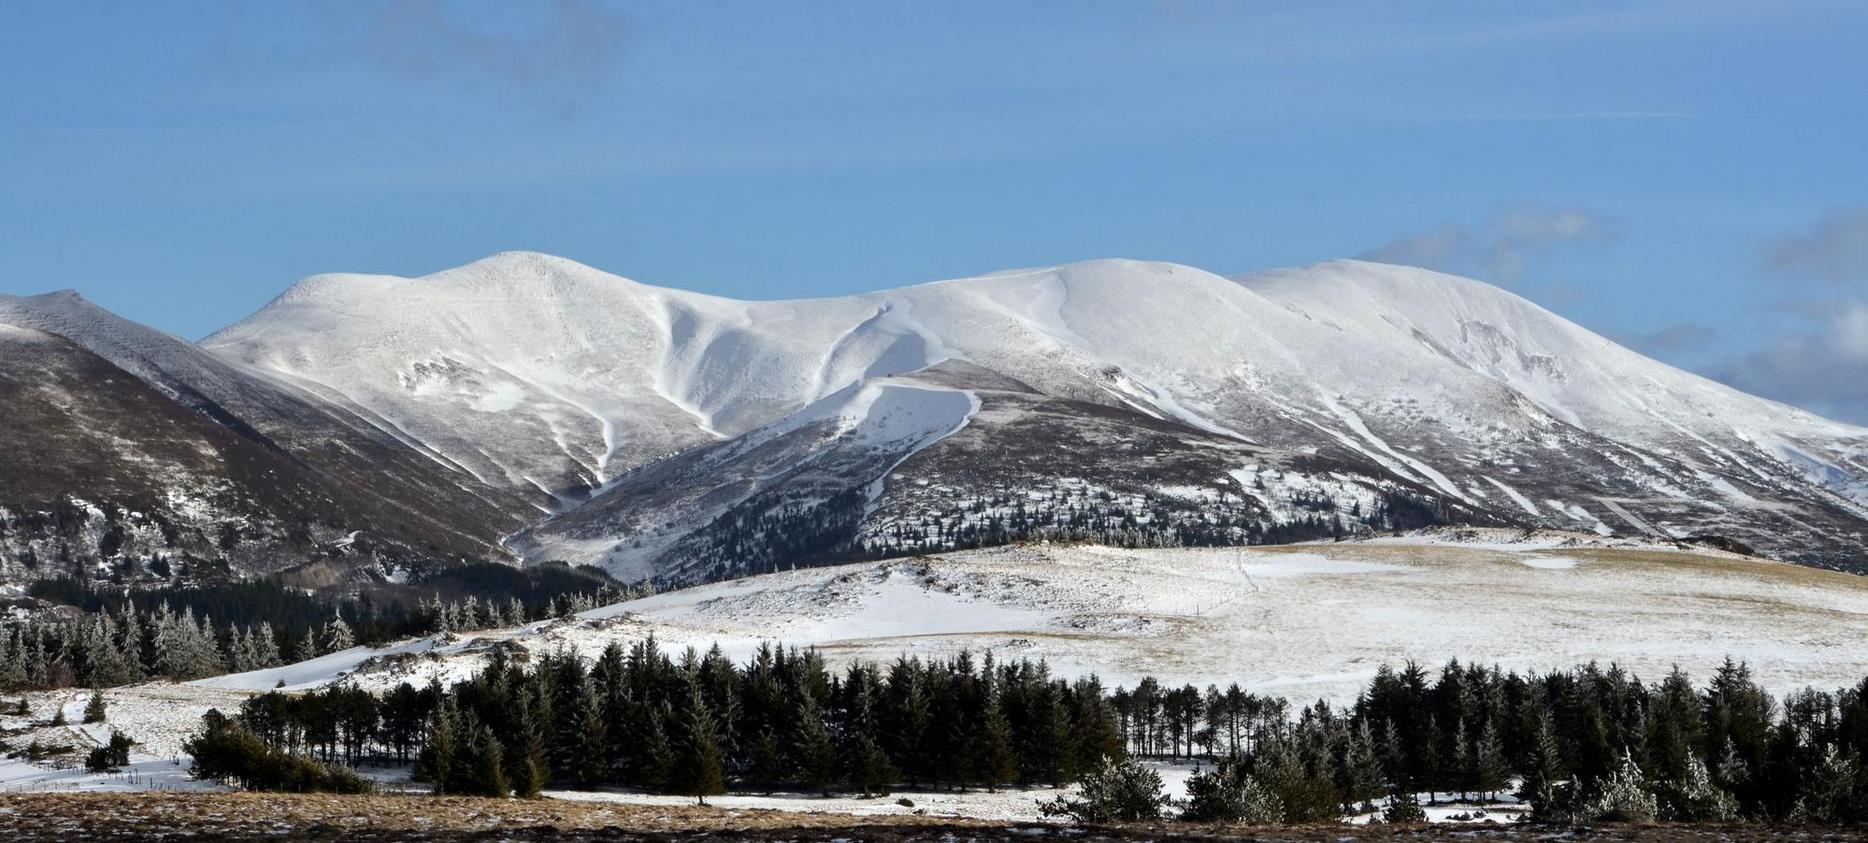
top-left (198, 253), bottom-right (1868, 581)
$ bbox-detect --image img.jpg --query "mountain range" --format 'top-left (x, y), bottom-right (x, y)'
top-left (4, 251), bottom-right (1865, 591)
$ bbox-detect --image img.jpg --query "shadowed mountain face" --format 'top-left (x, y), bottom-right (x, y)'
top-left (3, 253), bottom-right (1865, 590)
top-left (0, 294), bottom-right (535, 588)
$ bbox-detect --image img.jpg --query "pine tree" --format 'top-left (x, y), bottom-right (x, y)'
top-left (1664, 755), bottom-right (1738, 822)
top-left (81, 617), bottom-right (129, 687)
top-left (1038, 755), bottom-right (1169, 822)
top-left (748, 727), bottom-right (784, 794)
top-left (792, 692), bottom-right (837, 795)
top-left (507, 690), bottom-right (551, 798)
top-left (83, 690), bottom-right (106, 724)
top-left (415, 699), bottom-right (459, 790)
top-left (1471, 718), bottom-right (1510, 801)
top-left (1449, 716), bottom-right (1473, 800)
top-left (1182, 758), bottom-right (1282, 823)
top-left (322, 613), bottom-right (354, 654)
top-left (291, 633), bottom-right (317, 665)
top-left (632, 701), bottom-right (675, 791)
top-left (673, 685), bottom-right (726, 804)
top-left (570, 683), bottom-right (608, 786)
top-left (0, 629), bottom-right (25, 688)
top-left (226, 627), bottom-right (253, 673)
top-left (116, 608), bottom-right (146, 682)
top-left (457, 723), bottom-right (510, 797)
top-left (196, 614), bottom-right (227, 676)
top-left (1587, 749), bottom-right (1658, 822)
top-left (251, 623), bottom-right (281, 667)
top-left (1344, 719), bottom-right (1386, 809)
top-left (974, 685), bottom-right (1017, 790)
top-left (1517, 712), bottom-right (1566, 801)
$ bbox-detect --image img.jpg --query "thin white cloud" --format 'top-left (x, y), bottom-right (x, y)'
top-left (1718, 301), bottom-right (1868, 425)
top-left (325, 0), bottom-right (630, 108)
top-left (1760, 206), bottom-right (1868, 286)
top-left (1358, 206), bottom-right (1611, 283)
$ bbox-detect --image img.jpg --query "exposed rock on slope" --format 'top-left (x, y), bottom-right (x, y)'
top-left (0, 292), bottom-right (534, 587)
top-left (6, 253), bottom-right (1865, 588)
top-left (206, 253), bottom-right (1868, 580)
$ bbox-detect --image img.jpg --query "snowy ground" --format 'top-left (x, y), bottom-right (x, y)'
top-left (0, 686), bottom-right (238, 794)
top-left (8, 529), bottom-right (1867, 814)
top-left (204, 529), bottom-right (1868, 704)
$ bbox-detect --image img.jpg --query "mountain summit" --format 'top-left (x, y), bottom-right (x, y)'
top-left (4, 254), bottom-right (1865, 588)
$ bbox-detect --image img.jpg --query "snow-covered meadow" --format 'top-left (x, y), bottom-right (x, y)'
top-left (7, 529), bottom-right (1866, 818)
top-left (195, 529), bottom-right (1868, 705)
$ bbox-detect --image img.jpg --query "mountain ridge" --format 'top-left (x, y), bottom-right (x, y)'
top-left (4, 252), bottom-right (1865, 590)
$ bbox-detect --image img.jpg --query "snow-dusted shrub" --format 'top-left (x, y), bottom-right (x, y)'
top-left (1180, 759), bottom-right (1282, 823)
top-left (1584, 750), bottom-right (1658, 823)
top-left (1039, 755), bottom-right (1169, 823)
top-left (1659, 756), bottom-right (1738, 822)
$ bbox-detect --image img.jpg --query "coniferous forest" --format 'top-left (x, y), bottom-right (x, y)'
top-left (0, 575), bottom-right (642, 690)
top-left (176, 639), bottom-right (1868, 827)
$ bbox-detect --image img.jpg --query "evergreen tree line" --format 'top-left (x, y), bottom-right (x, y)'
top-left (857, 487), bottom-right (1454, 558)
top-left (3, 580), bottom-right (652, 691)
top-left (680, 481), bottom-right (1466, 582)
top-left (186, 649), bottom-right (1868, 826)
top-left (23, 561), bottom-right (637, 662)
top-left (1101, 659), bottom-right (1868, 825)
top-left (198, 636), bottom-right (1122, 801)
top-left (0, 602), bottom-right (301, 689)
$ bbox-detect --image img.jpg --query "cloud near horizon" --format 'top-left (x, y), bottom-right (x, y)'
top-left (328, 0), bottom-right (630, 106)
top-left (1714, 208), bottom-right (1868, 425)
top-left (1760, 206), bottom-right (1868, 286)
top-left (1357, 206), bottom-right (1611, 283)
top-left (1717, 301), bottom-right (1868, 424)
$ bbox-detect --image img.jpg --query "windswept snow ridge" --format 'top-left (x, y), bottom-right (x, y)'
top-left (6, 251), bottom-right (1867, 586)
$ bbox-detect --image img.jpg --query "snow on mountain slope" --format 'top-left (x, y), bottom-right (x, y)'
top-left (205, 252), bottom-right (915, 505)
top-left (196, 532), bottom-right (1868, 706)
top-left (203, 253), bottom-right (1868, 577)
top-left (0, 290), bottom-right (533, 584)
top-left (508, 370), bottom-right (979, 582)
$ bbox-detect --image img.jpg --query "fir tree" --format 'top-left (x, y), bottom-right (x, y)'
top-left (251, 623), bottom-right (281, 667)
top-left (748, 727), bottom-right (784, 794)
top-left (456, 723), bottom-right (510, 797)
top-left (792, 692), bottom-right (838, 795)
top-left (83, 689), bottom-right (106, 724)
top-left (1471, 718), bottom-right (1510, 801)
top-left (673, 686), bottom-right (726, 804)
top-left (321, 613), bottom-right (354, 654)
top-left (415, 698), bottom-right (458, 790)
top-left (632, 701), bottom-right (675, 791)
top-left (973, 685), bottom-right (1017, 790)
top-left (508, 691), bottom-right (550, 798)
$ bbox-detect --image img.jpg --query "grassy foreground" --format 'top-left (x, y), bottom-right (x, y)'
top-left (0, 792), bottom-right (1858, 841)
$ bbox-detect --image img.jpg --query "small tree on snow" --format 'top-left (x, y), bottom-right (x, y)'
top-left (1586, 749), bottom-right (1658, 822)
top-left (321, 613), bottom-right (355, 654)
top-left (1180, 758), bottom-right (1282, 823)
top-left (83, 690), bottom-right (107, 724)
top-left (1661, 755), bottom-right (1737, 822)
top-left (1039, 755), bottom-right (1170, 823)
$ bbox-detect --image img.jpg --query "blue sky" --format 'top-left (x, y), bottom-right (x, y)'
top-left (4, 1), bottom-right (1868, 420)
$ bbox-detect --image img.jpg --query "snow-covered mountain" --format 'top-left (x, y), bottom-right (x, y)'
top-left (0, 289), bottom-right (534, 585)
top-left (190, 252), bottom-right (1868, 582)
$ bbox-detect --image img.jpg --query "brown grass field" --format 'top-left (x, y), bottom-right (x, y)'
top-left (0, 792), bottom-right (1862, 841)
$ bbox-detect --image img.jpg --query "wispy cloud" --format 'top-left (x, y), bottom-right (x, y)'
top-left (326, 0), bottom-right (630, 108)
top-left (1618, 322), bottom-right (1722, 356)
top-left (1760, 206), bottom-right (1868, 286)
top-left (1705, 208), bottom-right (1868, 424)
top-left (1358, 206), bottom-right (1612, 283)
top-left (1717, 302), bottom-right (1868, 424)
